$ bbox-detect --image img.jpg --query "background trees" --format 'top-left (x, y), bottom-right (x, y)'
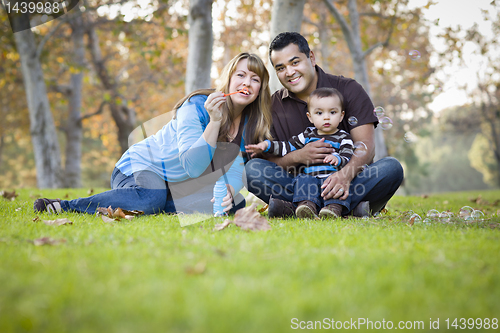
top-left (0, 0), bottom-right (497, 194)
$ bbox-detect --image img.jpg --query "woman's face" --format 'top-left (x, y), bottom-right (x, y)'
top-left (228, 58), bottom-right (262, 109)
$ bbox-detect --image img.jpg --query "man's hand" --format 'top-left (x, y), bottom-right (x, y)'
top-left (321, 170), bottom-right (350, 200)
top-left (323, 154), bottom-right (338, 166)
top-left (295, 138), bottom-right (333, 165)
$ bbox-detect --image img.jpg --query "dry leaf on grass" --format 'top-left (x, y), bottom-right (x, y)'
top-left (213, 219), bottom-right (232, 231)
top-left (258, 204), bottom-right (269, 213)
top-left (43, 218), bottom-right (73, 226)
top-left (96, 206), bottom-right (143, 222)
top-left (33, 237), bottom-right (67, 246)
top-left (469, 195), bottom-right (500, 206)
top-left (1, 190), bottom-right (18, 201)
top-left (185, 262), bottom-right (206, 275)
top-left (33, 216), bottom-right (40, 222)
top-left (214, 204), bottom-right (271, 231)
top-left (87, 188), bottom-right (94, 195)
top-left (408, 215), bottom-right (417, 226)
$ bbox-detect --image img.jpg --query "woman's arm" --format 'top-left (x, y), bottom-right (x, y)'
top-left (176, 93), bottom-right (226, 179)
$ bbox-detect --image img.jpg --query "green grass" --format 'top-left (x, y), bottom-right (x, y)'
top-left (1, 189), bottom-right (499, 332)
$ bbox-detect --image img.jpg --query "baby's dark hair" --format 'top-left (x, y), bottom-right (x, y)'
top-left (308, 87), bottom-right (344, 111)
top-left (269, 32), bottom-right (310, 64)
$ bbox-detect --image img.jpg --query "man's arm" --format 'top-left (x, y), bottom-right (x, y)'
top-left (266, 138), bottom-right (334, 169)
top-left (321, 124), bottom-right (375, 200)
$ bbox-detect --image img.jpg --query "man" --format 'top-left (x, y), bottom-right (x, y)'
top-left (245, 32), bottom-right (404, 218)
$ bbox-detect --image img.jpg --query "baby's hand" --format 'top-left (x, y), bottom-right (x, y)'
top-left (323, 155), bottom-right (338, 165)
top-left (245, 141), bottom-right (268, 158)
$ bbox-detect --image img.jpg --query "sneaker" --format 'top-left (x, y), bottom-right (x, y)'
top-left (352, 201), bottom-right (370, 218)
top-left (319, 203), bottom-right (343, 219)
top-left (268, 196), bottom-right (295, 218)
top-left (34, 198), bottom-right (62, 214)
top-left (295, 200), bottom-right (318, 219)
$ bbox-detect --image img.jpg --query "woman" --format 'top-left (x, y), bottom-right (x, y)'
top-left (34, 53), bottom-right (272, 215)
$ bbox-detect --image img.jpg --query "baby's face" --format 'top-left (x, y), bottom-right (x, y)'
top-left (307, 95), bottom-right (344, 135)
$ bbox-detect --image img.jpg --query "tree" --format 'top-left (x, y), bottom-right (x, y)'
top-left (438, 2), bottom-right (500, 186)
top-left (185, 0), bottom-right (213, 94)
top-left (11, 13), bottom-right (62, 188)
top-left (320, 0), bottom-right (397, 160)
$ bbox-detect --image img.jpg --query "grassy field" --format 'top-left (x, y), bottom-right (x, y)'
top-left (1, 188), bottom-right (499, 332)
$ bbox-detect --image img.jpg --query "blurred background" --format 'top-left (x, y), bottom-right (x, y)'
top-left (1, 0), bottom-right (499, 195)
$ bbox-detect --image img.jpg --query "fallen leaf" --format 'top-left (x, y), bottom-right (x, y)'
top-left (408, 215), bottom-right (416, 226)
top-left (213, 219), bottom-right (232, 231)
top-left (96, 206), bottom-right (143, 222)
top-left (33, 237), bottom-right (66, 246)
top-left (421, 194), bottom-right (429, 198)
top-left (113, 207), bottom-right (126, 219)
top-left (88, 188), bottom-right (94, 195)
top-left (120, 209), bottom-right (144, 216)
top-left (185, 262), bottom-right (206, 275)
top-left (232, 204), bottom-right (271, 231)
top-left (1, 190), bottom-right (18, 201)
top-left (43, 218), bottom-right (73, 226)
top-left (100, 215), bottom-right (116, 223)
top-left (33, 216), bottom-right (40, 222)
top-left (64, 193), bottom-right (69, 199)
top-left (258, 204), bottom-right (269, 213)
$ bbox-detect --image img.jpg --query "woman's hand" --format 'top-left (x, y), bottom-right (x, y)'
top-left (204, 91), bottom-right (226, 122)
top-left (245, 141), bottom-right (269, 157)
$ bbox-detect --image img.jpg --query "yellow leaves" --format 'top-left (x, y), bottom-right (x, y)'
top-left (56, 57), bottom-right (64, 63)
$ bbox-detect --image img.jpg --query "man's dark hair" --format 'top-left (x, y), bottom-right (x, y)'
top-left (269, 32), bottom-right (311, 63)
top-left (309, 87), bottom-right (344, 111)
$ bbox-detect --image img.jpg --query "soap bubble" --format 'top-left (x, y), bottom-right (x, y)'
top-left (459, 206), bottom-right (474, 219)
top-left (410, 213), bottom-right (422, 224)
top-left (348, 116), bottom-right (358, 126)
top-left (423, 218), bottom-right (431, 224)
top-left (404, 132), bottom-right (418, 143)
top-left (353, 141), bottom-right (367, 157)
top-left (471, 210), bottom-right (485, 220)
top-left (379, 117), bottom-right (393, 130)
top-left (374, 106), bottom-right (385, 118)
top-left (409, 50), bottom-right (421, 60)
top-left (426, 209), bottom-right (440, 218)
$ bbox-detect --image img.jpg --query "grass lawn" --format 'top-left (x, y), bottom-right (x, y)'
top-left (1, 188), bottom-right (499, 332)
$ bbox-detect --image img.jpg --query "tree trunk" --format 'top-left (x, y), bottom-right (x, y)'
top-left (323, 0), bottom-right (388, 161)
top-left (87, 19), bottom-right (136, 154)
top-left (185, 0), bottom-right (213, 94)
top-left (268, 0), bottom-right (306, 93)
top-left (63, 9), bottom-right (85, 188)
top-left (14, 25), bottom-right (62, 188)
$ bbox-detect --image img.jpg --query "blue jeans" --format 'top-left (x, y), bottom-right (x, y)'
top-left (245, 157), bottom-right (404, 216)
top-left (60, 168), bottom-right (245, 215)
top-left (292, 174), bottom-right (347, 210)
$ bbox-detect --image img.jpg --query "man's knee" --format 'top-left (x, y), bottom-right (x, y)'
top-left (384, 157), bottom-right (404, 181)
top-left (245, 158), bottom-right (265, 182)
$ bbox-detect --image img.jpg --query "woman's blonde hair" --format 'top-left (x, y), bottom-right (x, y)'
top-left (174, 53), bottom-right (272, 144)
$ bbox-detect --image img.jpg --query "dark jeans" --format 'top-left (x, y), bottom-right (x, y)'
top-left (60, 168), bottom-right (245, 215)
top-left (245, 157), bottom-right (404, 216)
top-left (292, 173), bottom-right (347, 210)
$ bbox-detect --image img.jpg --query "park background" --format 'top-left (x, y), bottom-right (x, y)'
top-left (1, 0), bottom-right (499, 195)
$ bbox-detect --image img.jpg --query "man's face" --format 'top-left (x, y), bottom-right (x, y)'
top-left (270, 43), bottom-right (317, 101)
top-left (306, 95), bottom-right (344, 135)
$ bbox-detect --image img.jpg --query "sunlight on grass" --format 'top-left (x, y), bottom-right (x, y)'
top-left (1, 189), bottom-right (499, 332)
